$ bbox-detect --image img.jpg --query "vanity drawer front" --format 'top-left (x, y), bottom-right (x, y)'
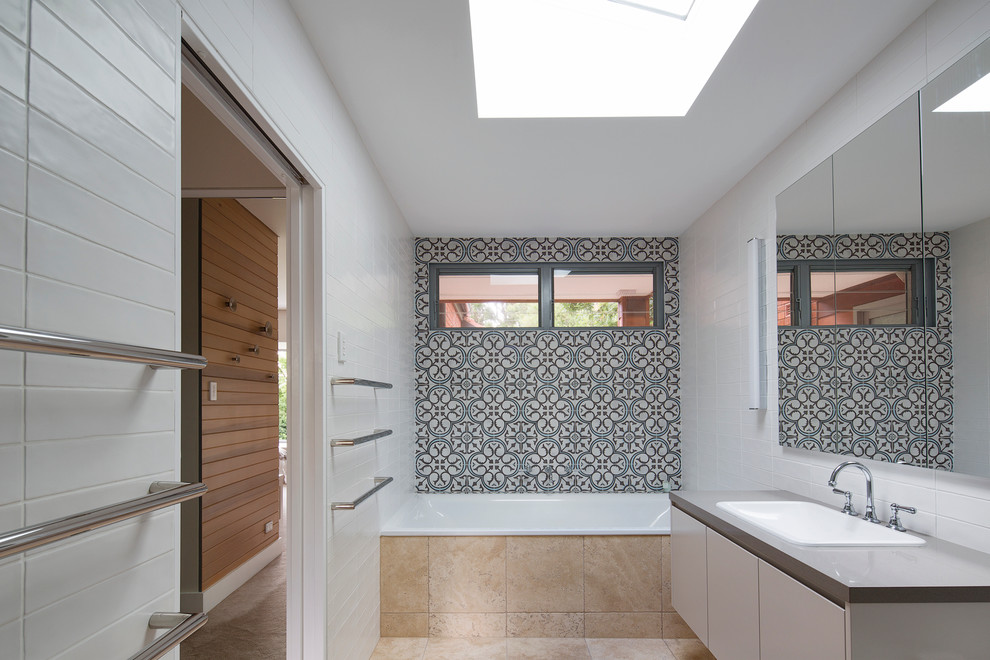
top-left (671, 508), bottom-right (709, 644)
top-left (759, 561), bottom-right (845, 660)
top-left (707, 529), bottom-right (760, 660)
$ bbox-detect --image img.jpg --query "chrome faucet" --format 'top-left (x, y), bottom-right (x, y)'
top-left (827, 461), bottom-right (883, 524)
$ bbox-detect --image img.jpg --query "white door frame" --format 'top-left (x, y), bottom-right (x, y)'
top-left (179, 15), bottom-right (327, 659)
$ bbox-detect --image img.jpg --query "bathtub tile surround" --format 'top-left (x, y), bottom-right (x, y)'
top-left (414, 236), bottom-right (681, 492)
top-left (380, 535), bottom-right (693, 640)
top-left (777, 232), bottom-right (953, 468)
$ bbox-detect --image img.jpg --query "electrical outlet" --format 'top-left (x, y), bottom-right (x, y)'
top-left (208, 381), bottom-right (218, 401)
top-left (337, 331), bottom-right (347, 363)
top-left (264, 521), bottom-right (274, 534)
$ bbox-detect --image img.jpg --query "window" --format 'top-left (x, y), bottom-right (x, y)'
top-left (431, 264), bottom-right (663, 329)
top-left (777, 260), bottom-right (932, 327)
top-left (436, 269), bottom-right (540, 328)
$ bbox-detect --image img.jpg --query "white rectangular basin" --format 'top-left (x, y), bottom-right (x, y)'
top-left (715, 500), bottom-right (925, 547)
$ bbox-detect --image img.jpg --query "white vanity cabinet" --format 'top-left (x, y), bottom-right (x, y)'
top-left (672, 507), bottom-right (845, 660)
top-left (758, 561), bottom-right (845, 660)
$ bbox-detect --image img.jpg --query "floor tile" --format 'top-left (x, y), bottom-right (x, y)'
top-left (423, 637), bottom-right (508, 660)
top-left (586, 638), bottom-right (676, 660)
top-left (507, 637), bottom-right (591, 660)
top-left (664, 639), bottom-right (716, 660)
top-left (371, 637), bottom-right (429, 660)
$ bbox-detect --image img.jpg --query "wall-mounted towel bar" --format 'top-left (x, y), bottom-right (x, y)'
top-left (0, 324), bottom-right (207, 370)
top-left (0, 481), bottom-right (207, 559)
top-left (331, 477), bottom-right (393, 510)
top-left (330, 429), bottom-right (393, 447)
top-left (331, 377), bottom-right (393, 389)
top-left (128, 612), bottom-right (208, 660)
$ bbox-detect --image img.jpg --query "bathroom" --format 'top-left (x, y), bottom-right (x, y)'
top-left (2, 1), bottom-right (990, 660)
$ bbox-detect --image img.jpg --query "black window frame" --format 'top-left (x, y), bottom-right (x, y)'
top-left (429, 262), bottom-right (665, 330)
top-left (777, 258), bottom-right (935, 328)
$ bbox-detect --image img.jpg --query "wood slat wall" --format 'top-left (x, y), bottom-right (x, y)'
top-left (200, 198), bottom-right (280, 589)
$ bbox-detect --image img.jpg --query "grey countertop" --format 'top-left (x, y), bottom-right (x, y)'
top-left (671, 489), bottom-right (990, 605)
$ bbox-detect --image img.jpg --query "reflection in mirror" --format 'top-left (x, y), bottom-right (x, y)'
top-left (777, 93), bottom-right (938, 467)
top-left (922, 36), bottom-right (990, 477)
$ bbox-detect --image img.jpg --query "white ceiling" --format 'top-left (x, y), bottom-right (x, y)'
top-left (287, 0), bottom-right (934, 237)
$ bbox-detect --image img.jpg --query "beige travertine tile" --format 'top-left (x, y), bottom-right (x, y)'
top-left (429, 537), bottom-right (506, 613)
top-left (661, 612), bottom-right (698, 639)
top-left (371, 637), bottom-right (429, 660)
top-left (584, 536), bottom-right (662, 612)
top-left (506, 536), bottom-right (584, 613)
top-left (661, 535), bottom-right (673, 612)
top-left (507, 613), bottom-right (584, 638)
top-left (506, 637), bottom-right (591, 660)
top-left (429, 613), bottom-right (507, 638)
top-left (586, 638), bottom-right (676, 660)
top-left (664, 639), bottom-right (716, 660)
top-left (382, 613), bottom-right (429, 637)
top-left (423, 637), bottom-right (507, 660)
top-left (382, 537), bottom-right (429, 612)
top-left (585, 612), bottom-right (663, 638)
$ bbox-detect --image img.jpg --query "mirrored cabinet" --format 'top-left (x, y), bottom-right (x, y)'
top-left (775, 35), bottom-right (990, 479)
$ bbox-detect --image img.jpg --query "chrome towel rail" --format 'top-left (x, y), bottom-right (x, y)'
top-left (331, 377), bottom-right (393, 389)
top-left (128, 611), bottom-right (208, 660)
top-left (330, 429), bottom-right (393, 447)
top-left (0, 481), bottom-right (207, 559)
top-left (331, 477), bottom-right (393, 510)
top-left (0, 324), bottom-right (207, 370)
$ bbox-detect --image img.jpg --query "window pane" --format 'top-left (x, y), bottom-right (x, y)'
top-left (832, 270), bottom-right (911, 325)
top-left (437, 273), bottom-right (539, 328)
top-left (809, 270), bottom-right (837, 326)
top-left (809, 269), bottom-right (911, 326)
top-left (553, 270), bottom-right (653, 327)
top-left (777, 272), bottom-right (793, 326)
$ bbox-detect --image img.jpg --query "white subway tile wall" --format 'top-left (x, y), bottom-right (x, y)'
top-left (1, 0), bottom-right (182, 658)
top-left (680, 0), bottom-right (990, 554)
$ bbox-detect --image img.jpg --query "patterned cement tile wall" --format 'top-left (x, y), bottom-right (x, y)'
top-left (777, 232), bottom-right (953, 469)
top-left (380, 535), bottom-right (696, 639)
top-left (414, 237), bottom-right (681, 492)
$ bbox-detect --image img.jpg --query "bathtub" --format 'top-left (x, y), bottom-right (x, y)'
top-left (380, 492), bottom-right (670, 536)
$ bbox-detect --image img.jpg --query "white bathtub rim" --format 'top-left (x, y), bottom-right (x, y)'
top-left (380, 492), bottom-right (671, 536)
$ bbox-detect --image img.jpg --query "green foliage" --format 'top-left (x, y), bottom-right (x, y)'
top-left (554, 301), bottom-right (619, 327)
top-left (278, 353), bottom-right (287, 440)
top-left (463, 301), bottom-right (539, 327)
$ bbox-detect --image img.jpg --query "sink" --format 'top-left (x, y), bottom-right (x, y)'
top-left (715, 500), bottom-right (926, 547)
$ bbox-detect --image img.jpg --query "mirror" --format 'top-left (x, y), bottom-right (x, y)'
top-left (777, 93), bottom-right (931, 468)
top-left (777, 34), bottom-right (990, 479)
top-left (920, 37), bottom-right (990, 477)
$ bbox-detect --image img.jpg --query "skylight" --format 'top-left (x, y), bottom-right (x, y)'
top-left (934, 72), bottom-right (990, 112)
top-left (468, 0), bottom-right (759, 118)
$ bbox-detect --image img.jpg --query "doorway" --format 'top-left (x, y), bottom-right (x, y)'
top-left (176, 38), bottom-right (318, 658)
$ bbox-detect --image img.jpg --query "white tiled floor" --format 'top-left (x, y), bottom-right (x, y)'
top-left (370, 637), bottom-right (715, 660)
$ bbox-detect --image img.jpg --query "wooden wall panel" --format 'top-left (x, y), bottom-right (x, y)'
top-left (200, 198), bottom-right (280, 589)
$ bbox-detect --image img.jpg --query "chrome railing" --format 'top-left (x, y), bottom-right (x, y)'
top-left (330, 377), bottom-right (392, 389)
top-left (330, 429), bottom-right (393, 447)
top-left (128, 612), bottom-right (208, 660)
top-left (0, 324), bottom-right (207, 370)
top-left (0, 481), bottom-right (207, 559)
top-left (330, 477), bottom-right (393, 510)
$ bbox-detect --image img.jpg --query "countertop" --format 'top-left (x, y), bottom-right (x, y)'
top-left (671, 489), bottom-right (990, 605)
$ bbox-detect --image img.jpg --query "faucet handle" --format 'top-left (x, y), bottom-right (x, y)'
top-left (832, 488), bottom-right (858, 516)
top-left (887, 503), bottom-right (916, 532)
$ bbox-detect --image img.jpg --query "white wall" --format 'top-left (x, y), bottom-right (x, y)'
top-left (681, 0), bottom-right (990, 553)
top-left (177, 2), bottom-right (415, 659)
top-left (0, 0), bottom-right (184, 657)
top-left (0, 1), bottom-right (414, 659)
